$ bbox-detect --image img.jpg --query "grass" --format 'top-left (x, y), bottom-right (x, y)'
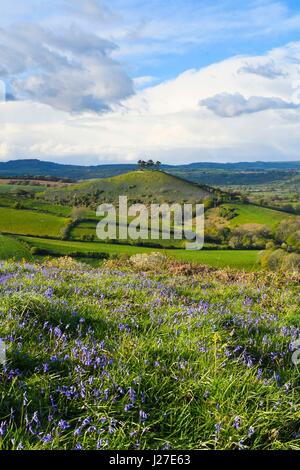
top-left (221, 203), bottom-right (293, 229)
top-left (0, 207), bottom-right (69, 238)
top-left (71, 220), bottom-right (185, 249)
top-left (0, 195), bottom-right (72, 217)
top-left (0, 258), bottom-right (299, 450)
top-left (0, 235), bottom-right (32, 260)
top-left (0, 184), bottom-right (46, 194)
top-left (44, 171), bottom-right (214, 205)
top-left (20, 236), bottom-right (261, 270)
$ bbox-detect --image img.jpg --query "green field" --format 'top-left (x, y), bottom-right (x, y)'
top-left (71, 220), bottom-right (185, 248)
top-left (221, 203), bottom-right (292, 228)
top-left (0, 207), bottom-right (69, 238)
top-left (0, 195), bottom-right (72, 217)
top-left (0, 235), bottom-right (32, 260)
top-left (21, 236), bottom-right (260, 270)
top-left (0, 184), bottom-right (46, 193)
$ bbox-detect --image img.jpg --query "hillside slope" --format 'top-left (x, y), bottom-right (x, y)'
top-left (43, 170), bottom-right (217, 205)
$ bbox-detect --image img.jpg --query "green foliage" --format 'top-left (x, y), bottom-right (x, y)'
top-left (229, 225), bottom-right (271, 250)
top-left (275, 219), bottom-right (300, 251)
top-left (219, 206), bottom-right (238, 220)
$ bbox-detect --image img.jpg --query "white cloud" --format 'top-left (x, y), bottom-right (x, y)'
top-left (238, 62), bottom-right (287, 79)
top-left (0, 22), bottom-right (133, 112)
top-left (1, 41), bottom-right (300, 163)
top-left (200, 92), bottom-right (298, 117)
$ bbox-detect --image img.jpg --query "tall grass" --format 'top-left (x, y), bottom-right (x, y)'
top-left (0, 258), bottom-right (299, 450)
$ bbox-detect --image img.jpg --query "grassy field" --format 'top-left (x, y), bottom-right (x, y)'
top-left (0, 258), bottom-right (299, 449)
top-left (0, 235), bottom-right (32, 260)
top-left (0, 195), bottom-right (72, 217)
top-left (71, 220), bottom-right (185, 249)
top-left (221, 203), bottom-right (292, 229)
top-left (0, 184), bottom-right (46, 193)
top-left (21, 236), bottom-right (260, 270)
top-left (0, 207), bottom-right (69, 238)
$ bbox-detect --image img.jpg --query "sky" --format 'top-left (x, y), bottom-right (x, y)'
top-left (0, 0), bottom-right (300, 164)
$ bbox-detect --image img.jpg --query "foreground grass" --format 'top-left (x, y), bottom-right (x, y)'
top-left (21, 236), bottom-right (261, 270)
top-left (0, 258), bottom-right (299, 450)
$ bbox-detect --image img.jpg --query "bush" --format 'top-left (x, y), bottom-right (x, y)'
top-left (282, 252), bottom-right (300, 272)
top-left (130, 252), bottom-right (169, 271)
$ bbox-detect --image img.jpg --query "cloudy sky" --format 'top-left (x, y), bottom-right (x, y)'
top-left (1, 0), bottom-right (300, 164)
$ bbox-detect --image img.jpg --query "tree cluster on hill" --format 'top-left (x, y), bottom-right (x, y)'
top-left (137, 159), bottom-right (161, 170)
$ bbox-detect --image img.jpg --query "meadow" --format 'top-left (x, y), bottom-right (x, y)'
top-left (219, 204), bottom-right (292, 229)
top-left (0, 207), bottom-right (69, 238)
top-left (0, 235), bottom-right (32, 260)
top-left (20, 236), bottom-right (261, 270)
top-left (0, 257), bottom-right (299, 450)
top-left (0, 184), bottom-right (46, 194)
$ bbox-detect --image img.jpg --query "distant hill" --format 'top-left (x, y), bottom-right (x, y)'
top-left (43, 170), bottom-right (217, 206)
top-left (0, 159), bottom-right (136, 179)
top-left (0, 158), bottom-right (300, 186)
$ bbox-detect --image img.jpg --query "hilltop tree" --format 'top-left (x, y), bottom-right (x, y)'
top-left (137, 160), bottom-right (146, 170)
top-left (138, 159), bottom-right (161, 170)
top-left (146, 159), bottom-right (155, 169)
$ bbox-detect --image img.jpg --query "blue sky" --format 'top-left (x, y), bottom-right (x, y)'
top-left (0, 0), bottom-right (300, 163)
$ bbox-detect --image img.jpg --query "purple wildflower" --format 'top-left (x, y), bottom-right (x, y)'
top-left (233, 416), bottom-right (240, 429)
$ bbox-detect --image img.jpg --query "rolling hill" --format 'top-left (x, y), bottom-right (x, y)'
top-left (43, 170), bottom-right (218, 206)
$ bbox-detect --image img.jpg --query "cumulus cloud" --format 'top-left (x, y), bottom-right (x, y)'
top-left (199, 92), bottom-right (298, 117)
top-left (1, 40), bottom-right (300, 163)
top-left (238, 62), bottom-right (287, 79)
top-left (0, 23), bottom-right (133, 112)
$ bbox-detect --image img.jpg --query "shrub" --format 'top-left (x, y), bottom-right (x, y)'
top-left (130, 252), bottom-right (169, 271)
top-left (282, 252), bottom-right (300, 272)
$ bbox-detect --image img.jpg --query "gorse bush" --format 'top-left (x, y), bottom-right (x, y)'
top-left (0, 258), bottom-right (299, 450)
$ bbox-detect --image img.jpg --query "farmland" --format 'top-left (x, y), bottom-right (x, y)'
top-left (20, 236), bottom-right (261, 270)
top-left (0, 168), bottom-right (297, 271)
top-left (0, 235), bottom-right (32, 260)
top-left (207, 203), bottom-right (292, 229)
top-left (0, 207), bottom-right (69, 238)
top-left (217, 203), bottom-right (292, 229)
